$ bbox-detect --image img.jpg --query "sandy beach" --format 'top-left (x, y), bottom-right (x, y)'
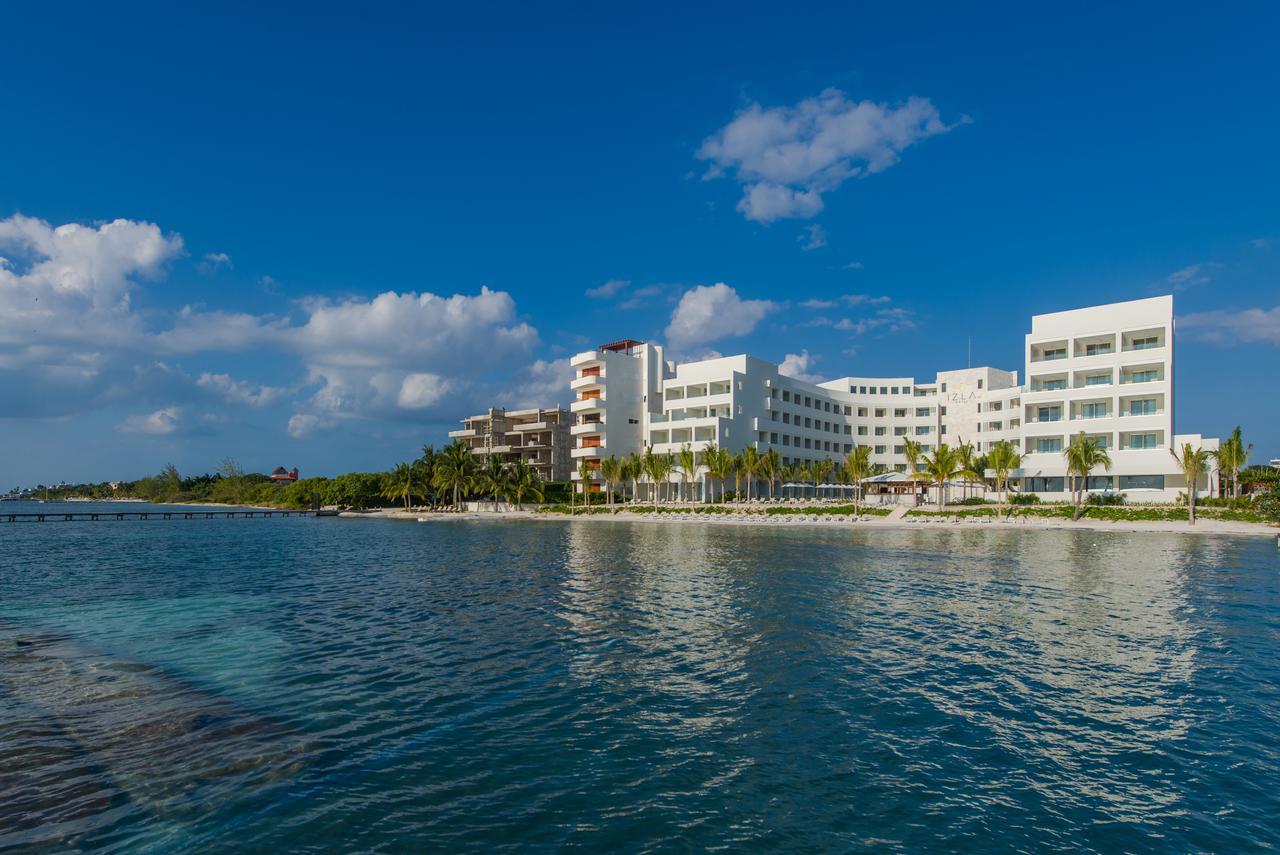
top-left (351, 506), bottom-right (1279, 538)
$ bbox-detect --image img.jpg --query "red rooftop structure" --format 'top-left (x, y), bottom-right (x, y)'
top-left (270, 467), bottom-right (299, 483)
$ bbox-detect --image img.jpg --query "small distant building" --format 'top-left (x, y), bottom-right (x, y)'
top-left (270, 467), bottom-right (299, 483)
top-left (449, 406), bottom-right (573, 482)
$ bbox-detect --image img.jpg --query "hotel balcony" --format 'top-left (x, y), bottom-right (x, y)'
top-left (570, 420), bottom-right (603, 435)
top-left (447, 428), bottom-right (478, 439)
top-left (510, 420), bottom-right (550, 432)
top-left (570, 374), bottom-right (604, 391)
top-left (570, 395), bottom-right (605, 414)
top-left (570, 350), bottom-right (604, 368)
top-left (571, 445), bottom-right (605, 459)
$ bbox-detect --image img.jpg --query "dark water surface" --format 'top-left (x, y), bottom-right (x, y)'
top-left (3, 503), bottom-right (1279, 852)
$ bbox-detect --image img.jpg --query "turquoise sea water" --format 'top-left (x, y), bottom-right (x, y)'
top-left (2, 502), bottom-right (1279, 852)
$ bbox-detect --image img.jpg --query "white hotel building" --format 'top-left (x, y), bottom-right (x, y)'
top-left (569, 296), bottom-right (1218, 502)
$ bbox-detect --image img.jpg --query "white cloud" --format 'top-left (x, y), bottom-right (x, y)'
top-left (117, 406), bottom-right (182, 435)
top-left (801, 293), bottom-right (891, 311)
top-left (802, 298), bottom-right (837, 309)
top-left (499, 358), bottom-right (575, 409)
top-left (397, 373), bottom-right (453, 409)
top-left (665, 283), bottom-right (773, 350)
top-left (585, 278), bottom-right (630, 298)
top-left (778, 350), bottom-right (824, 383)
top-left (843, 261), bottom-right (864, 270)
top-left (198, 251), bottom-right (232, 274)
top-left (1179, 306), bottom-right (1280, 346)
top-left (1167, 263), bottom-right (1215, 290)
top-left (287, 413), bottom-right (330, 439)
top-left (798, 224), bottom-right (827, 251)
top-left (196, 372), bottom-right (288, 407)
top-left (697, 88), bottom-right (964, 222)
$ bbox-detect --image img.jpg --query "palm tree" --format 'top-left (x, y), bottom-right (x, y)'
top-left (740, 446), bottom-right (760, 503)
top-left (676, 444), bottom-right (697, 509)
top-left (762, 448), bottom-right (781, 500)
top-left (381, 462), bottom-right (418, 511)
top-left (704, 444), bottom-right (735, 504)
top-left (921, 444), bottom-right (961, 510)
top-left (507, 460), bottom-right (544, 510)
top-left (432, 440), bottom-right (475, 509)
top-left (986, 440), bottom-right (1023, 518)
top-left (813, 458), bottom-right (834, 502)
top-left (600, 456), bottom-right (622, 513)
top-left (1064, 432), bottom-right (1112, 521)
top-left (627, 452), bottom-right (644, 506)
top-left (1171, 442), bottom-right (1211, 525)
top-left (844, 446), bottom-right (873, 515)
top-left (478, 455), bottom-right (509, 507)
top-left (1212, 426), bottom-right (1251, 498)
top-left (954, 440), bottom-right (977, 500)
top-left (577, 458), bottom-right (595, 513)
top-left (654, 452), bottom-right (675, 506)
top-left (902, 437), bottom-right (924, 477)
top-left (730, 452), bottom-right (744, 505)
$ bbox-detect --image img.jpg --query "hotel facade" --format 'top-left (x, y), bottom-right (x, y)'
top-left (569, 295), bottom-right (1218, 502)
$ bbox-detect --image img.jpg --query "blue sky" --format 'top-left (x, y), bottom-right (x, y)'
top-left (2, 2), bottom-right (1278, 485)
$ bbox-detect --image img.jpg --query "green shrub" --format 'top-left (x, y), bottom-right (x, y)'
top-left (952, 496), bottom-right (989, 506)
top-left (1009, 493), bottom-right (1041, 505)
top-left (1086, 493), bottom-right (1126, 506)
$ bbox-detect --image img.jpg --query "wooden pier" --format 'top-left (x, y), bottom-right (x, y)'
top-left (2, 509), bottom-right (319, 523)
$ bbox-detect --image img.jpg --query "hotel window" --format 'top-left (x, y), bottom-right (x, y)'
top-left (804, 439), bottom-right (812, 449)
top-left (844, 443), bottom-right (853, 454)
top-left (877, 386), bottom-right (885, 394)
top-left (782, 413), bottom-right (790, 424)
top-left (1084, 342), bottom-right (1113, 356)
top-left (875, 426), bottom-right (886, 436)
top-left (1027, 476), bottom-right (1065, 492)
top-left (858, 407), bottom-right (868, 417)
top-left (920, 444), bottom-right (932, 453)
top-left (1128, 433), bottom-right (1158, 449)
top-left (782, 435), bottom-right (790, 446)
top-left (824, 441), bottom-right (831, 451)
top-left (843, 405), bottom-right (852, 415)
top-left (804, 417), bottom-right (812, 428)
top-left (891, 387), bottom-right (899, 395)
top-left (1128, 369), bottom-right (1159, 383)
top-left (978, 379), bottom-right (984, 389)
top-left (894, 427), bottom-right (907, 436)
top-left (844, 425), bottom-right (852, 435)
top-left (782, 391), bottom-right (791, 402)
top-left (770, 412), bottom-right (779, 422)
top-left (894, 408), bottom-right (907, 418)
top-left (857, 426), bottom-right (867, 436)
top-left (941, 383), bottom-right (947, 393)
top-left (824, 402), bottom-right (831, 412)
top-left (1120, 474), bottom-right (1164, 488)
top-left (1128, 399), bottom-right (1157, 416)
top-left (916, 408), bottom-right (931, 417)
top-left (874, 408), bottom-right (886, 418)
top-left (915, 426), bottom-right (931, 435)
top-left (940, 406), bottom-right (947, 415)
top-left (1081, 402), bottom-right (1107, 419)
top-left (1036, 437), bottom-right (1063, 453)
top-left (1085, 374), bottom-right (1110, 386)
top-left (770, 432), bottom-right (779, 444)
top-left (1043, 347), bottom-right (1067, 361)
top-left (1039, 378), bottom-right (1067, 390)
top-left (860, 386), bottom-right (868, 394)
top-left (1129, 336), bottom-right (1160, 351)
top-left (875, 445), bottom-right (887, 454)
top-left (894, 445), bottom-right (905, 455)
top-left (1037, 406), bottom-right (1062, 422)
top-left (804, 396), bottom-right (812, 407)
